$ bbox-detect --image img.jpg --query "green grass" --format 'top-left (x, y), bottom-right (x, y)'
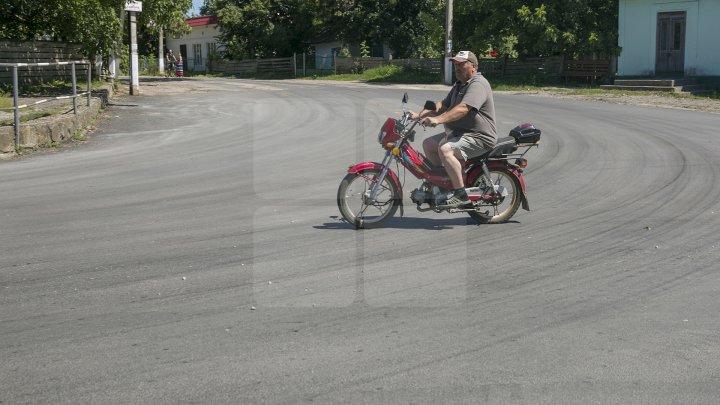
top-left (0, 111), bottom-right (50, 126)
top-left (0, 79), bottom-right (107, 97)
top-left (0, 107), bottom-right (68, 126)
top-left (0, 96), bottom-right (13, 108)
top-left (301, 65), bottom-right (442, 84)
top-left (1, 79), bottom-right (108, 125)
top-left (72, 130), bottom-right (86, 141)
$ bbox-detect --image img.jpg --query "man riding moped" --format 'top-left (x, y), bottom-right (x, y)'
top-left (409, 50), bottom-right (498, 207)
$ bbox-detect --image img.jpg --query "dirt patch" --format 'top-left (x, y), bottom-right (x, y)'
top-left (504, 88), bottom-right (720, 113)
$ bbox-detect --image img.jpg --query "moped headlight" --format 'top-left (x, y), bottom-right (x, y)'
top-left (377, 130), bottom-right (386, 143)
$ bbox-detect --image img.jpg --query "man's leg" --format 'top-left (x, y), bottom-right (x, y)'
top-left (439, 142), bottom-right (464, 189)
top-left (422, 133), bottom-right (445, 167)
top-left (441, 136), bottom-right (492, 206)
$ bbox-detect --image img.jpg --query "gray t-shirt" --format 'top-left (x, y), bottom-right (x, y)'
top-left (442, 73), bottom-right (497, 149)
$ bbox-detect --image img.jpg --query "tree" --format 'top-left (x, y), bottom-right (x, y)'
top-left (453, 0), bottom-right (618, 58)
top-left (1, 0), bottom-right (123, 59)
top-left (336, 0), bottom-right (439, 58)
top-left (177, 0), bottom-right (620, 61)
top-left (547, 0), bottom-right (619, 57)
top-left (0, 0), bottom-right (193, 59)
top-left (203, 0), bottom-right (315, 59)
top-left (139, 0), bottom-right (193, 39)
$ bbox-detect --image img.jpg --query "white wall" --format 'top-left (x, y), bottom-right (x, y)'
top-left (618, 0), bottom-right (720, 76)
top-left (314, 41), bottom-right (342, 70)
top-left (694, 0), bottom-right (720, 75)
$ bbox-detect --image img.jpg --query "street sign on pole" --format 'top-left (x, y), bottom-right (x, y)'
top-left (126, 2), bottom-right (142, 95)
top-left (124, 1), bottom-right (142, 12)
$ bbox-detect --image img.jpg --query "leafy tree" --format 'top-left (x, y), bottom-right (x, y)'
top-left (548, 0), bottom-right (619, 57)
top-left (1, 0), bottom-right (122, 58)
top-left (453, 0), bottom-right (618, 58)
top-left (378, 0), bottom-right (440, 58)
top-left (204, 0), bottom-right (315, 59)
top-left (0, 0), bottom-right (617, 63)
top-left (336, 0), bottom-right (438, 58)
top-left (0, 0), bottom-right (193, 59)
top-left (139, 0), bottom-right (193, 38)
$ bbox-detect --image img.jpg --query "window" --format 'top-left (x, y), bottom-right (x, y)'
top-left (207, 42), bottom-right (216, 56)
top-left (193, 43), bottom-right (202, 67)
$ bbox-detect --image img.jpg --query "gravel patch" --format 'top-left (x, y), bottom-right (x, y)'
top-left (506, 88), bottom-right (720, 113)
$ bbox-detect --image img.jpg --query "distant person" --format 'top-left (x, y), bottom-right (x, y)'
top-left (165, 49), bottom-right (176, 77)
top-left (176, 52), bottom-right (184, 78)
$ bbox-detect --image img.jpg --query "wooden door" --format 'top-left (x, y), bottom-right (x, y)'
top-left (656, 12), bottom-right (686, 75)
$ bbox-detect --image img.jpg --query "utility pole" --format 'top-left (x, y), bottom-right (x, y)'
top-left (158, 27), bottom-right (165, 74)
top-left (125, 1), bottom-right (142, 95)
top-left (150, 21), bottom-right (164, 74)
top-left (444, 0), bottom-right (453, 85)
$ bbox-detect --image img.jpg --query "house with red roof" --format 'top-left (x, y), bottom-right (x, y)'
top-left (166, 15), bottom-right (222, 73)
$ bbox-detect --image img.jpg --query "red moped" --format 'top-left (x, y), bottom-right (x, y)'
top-left (337, 93), bottom-right (540, 229)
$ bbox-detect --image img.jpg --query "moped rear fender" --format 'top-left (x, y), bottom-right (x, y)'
top-left (467, 161), bottom-right (530, 211)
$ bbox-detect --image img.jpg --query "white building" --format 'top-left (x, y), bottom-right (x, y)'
top-left (313, 40), bottom-right (343, 71)
top-left (618, 0), bottom-right (720, 76)
top-left (166, 15), bottom-right (222, 73)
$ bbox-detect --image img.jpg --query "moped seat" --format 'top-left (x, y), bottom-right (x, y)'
top-left (466, 136), bottom-right (517, 164)
top-left (488, 137), bottom-right (518, 157)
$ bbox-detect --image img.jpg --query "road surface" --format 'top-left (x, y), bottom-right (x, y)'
top-left (1, 78), bottom-right (719, 404)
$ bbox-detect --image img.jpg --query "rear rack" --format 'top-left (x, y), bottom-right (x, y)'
top-left (490, 142), bottom-right (539, 160)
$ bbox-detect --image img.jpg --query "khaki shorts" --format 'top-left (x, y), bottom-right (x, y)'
top-left (435, 133), bottom-right (491, 160)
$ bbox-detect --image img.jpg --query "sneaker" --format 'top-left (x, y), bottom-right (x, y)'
top-left (445, 189), bottom-right (471, 207)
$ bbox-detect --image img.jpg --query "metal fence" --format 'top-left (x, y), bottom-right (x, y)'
top-left (0, 61), bottom-right (91, 148)
top-left (210, 57), bottom-right (294, 76)
top-left (174, 53), bottom-right (606, 82)
top-left (290, 54), bottom-right (569, 78)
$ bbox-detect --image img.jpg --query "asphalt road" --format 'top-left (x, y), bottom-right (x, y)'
top-left (2, 78), bottom-right (719, 404)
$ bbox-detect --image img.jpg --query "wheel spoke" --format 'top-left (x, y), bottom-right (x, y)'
top-left (468, 168), bottom-right (521, 224)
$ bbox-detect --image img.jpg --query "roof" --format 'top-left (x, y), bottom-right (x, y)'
top-left (186, 15), bottom-right (219, 27)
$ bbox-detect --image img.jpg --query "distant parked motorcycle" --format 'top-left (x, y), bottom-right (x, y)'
top-left (337, 93), bottom-right (541, 229)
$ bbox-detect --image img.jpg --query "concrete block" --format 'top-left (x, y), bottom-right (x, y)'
top-left (0, 126), bottom-right (14, 153)
top-left (19, 125), bottom-right (37, 147)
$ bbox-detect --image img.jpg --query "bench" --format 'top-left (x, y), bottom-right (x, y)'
top-left (561, 59), bottom-right (610, 84)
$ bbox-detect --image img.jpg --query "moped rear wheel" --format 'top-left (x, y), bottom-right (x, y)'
top-left (468, 168), bottom-right (521, 224)
top-left (337, 168), bottom-right (399, 229)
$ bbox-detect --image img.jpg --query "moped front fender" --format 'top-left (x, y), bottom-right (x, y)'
top-left (467, 161), bottom-right (530, 211)
top-left (347, 162), bottom-right (403, 194)
top-left (346, 162), bottom-right (404, 216)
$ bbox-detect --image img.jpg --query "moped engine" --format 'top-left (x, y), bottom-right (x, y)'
top-left (410, 188), bottom-right (433, 205)
top-left (410, 183), bottom-right (447, 207)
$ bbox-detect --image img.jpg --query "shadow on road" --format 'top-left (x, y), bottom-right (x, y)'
top-left (315, 216), bottom-right (488, 230)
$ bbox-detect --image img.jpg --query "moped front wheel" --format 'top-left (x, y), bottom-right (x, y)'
top-left (467, 168), bottom-right (521, 224)
top-left (337, 168), bottom-right (400, 229)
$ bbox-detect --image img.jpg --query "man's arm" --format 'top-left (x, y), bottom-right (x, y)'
top-left (409, 100), bottom-right (444, 120)
top-left (420, 102), bottom-right (471, 127)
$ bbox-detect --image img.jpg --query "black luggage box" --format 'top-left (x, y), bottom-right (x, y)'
top-left (509, 123), bottom-right (541, 144)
